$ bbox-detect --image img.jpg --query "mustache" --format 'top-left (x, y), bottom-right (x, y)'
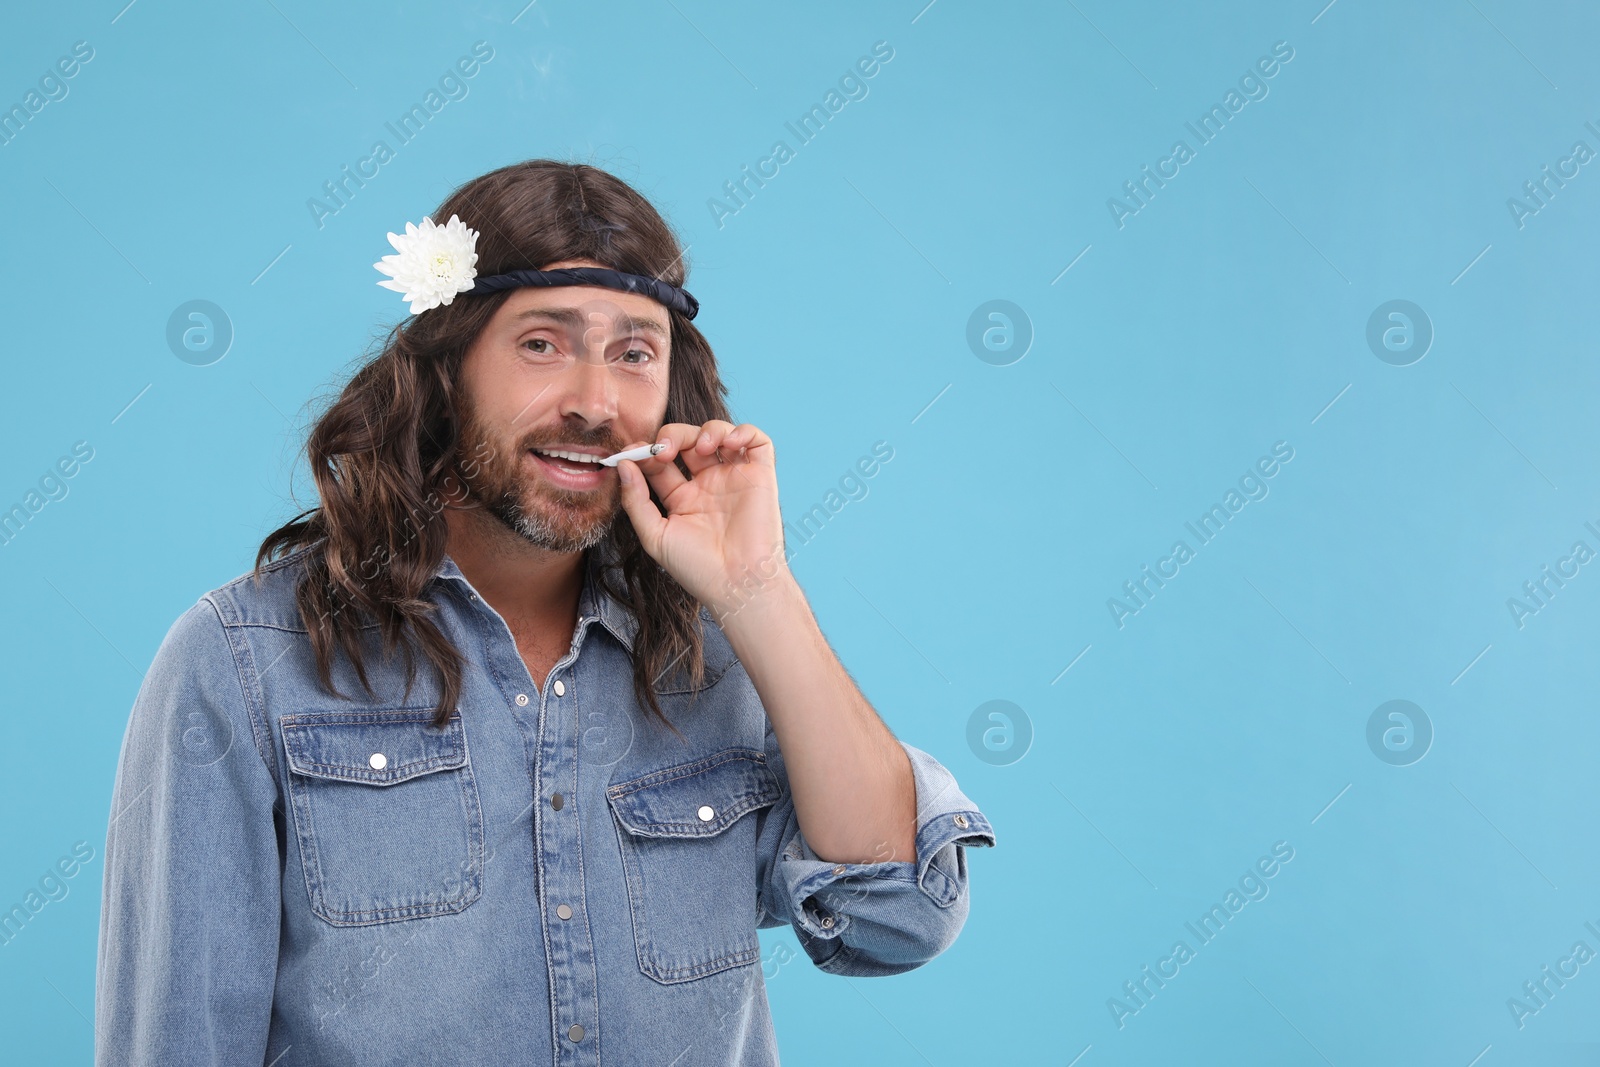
top-left (516, 430), bottom-right (627, 453)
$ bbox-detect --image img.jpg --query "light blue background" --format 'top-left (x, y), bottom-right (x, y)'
top-left (2, 1), bottom-right (1596, 1063)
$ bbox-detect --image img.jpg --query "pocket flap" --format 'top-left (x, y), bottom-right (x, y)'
top-left (282, 709), bottom-right (466, 786)
top-left (606, 748), bottom-right (780, 838)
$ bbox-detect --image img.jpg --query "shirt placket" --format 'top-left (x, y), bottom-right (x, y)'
top-left (529, 614), bottom-right (602, 1067)
top-left (459, 571), bottom-right (606, 1067)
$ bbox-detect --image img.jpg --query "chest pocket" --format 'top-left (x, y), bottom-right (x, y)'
top-left (606, 748), bottom-right (782, 983)
top-left (281, 708), bottom-right (486, 926)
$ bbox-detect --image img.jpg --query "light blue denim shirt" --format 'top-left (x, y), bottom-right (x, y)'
top-left (95, 541), bottom-right (996, 1065)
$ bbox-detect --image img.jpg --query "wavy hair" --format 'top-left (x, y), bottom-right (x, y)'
top-left (255, 159), bottom-right (730, 733)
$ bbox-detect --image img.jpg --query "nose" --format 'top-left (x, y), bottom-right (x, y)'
top-left (558, 344), bottom-right (619, 426)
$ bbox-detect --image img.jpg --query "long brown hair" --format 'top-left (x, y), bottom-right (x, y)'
top-left (255, 159), bottom-right (730, 732)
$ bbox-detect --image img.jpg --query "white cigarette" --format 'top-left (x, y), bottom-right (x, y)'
top-left (598, 442), bottom-right (667, 467)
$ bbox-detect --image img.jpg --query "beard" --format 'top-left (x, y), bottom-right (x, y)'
top-left (454, 399), bottom-right (624, 553)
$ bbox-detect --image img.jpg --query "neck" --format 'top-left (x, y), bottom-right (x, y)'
top-left (441, 503), bottom-right (586, 633)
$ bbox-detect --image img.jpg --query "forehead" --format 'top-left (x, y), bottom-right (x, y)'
top-left (494, 280), bottom-right (671, 342)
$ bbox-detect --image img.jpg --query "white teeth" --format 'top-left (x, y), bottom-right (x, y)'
top-left (533, 448), bottom-right (602, 465)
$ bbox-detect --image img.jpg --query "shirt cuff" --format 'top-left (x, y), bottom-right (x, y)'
top-left (776, 740), bottom-right (996, 941)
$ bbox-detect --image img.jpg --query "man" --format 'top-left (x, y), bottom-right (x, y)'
top-left (95, 160), bottom-right (995, 1065)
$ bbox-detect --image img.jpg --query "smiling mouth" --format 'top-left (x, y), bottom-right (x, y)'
top-left (529, 447), bottom-right (606, 473)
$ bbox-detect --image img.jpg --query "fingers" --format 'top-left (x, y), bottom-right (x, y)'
top-left (640, 423), bottom-right (698, 472)
top-left (627, 432), bottom-right (689, 501)
top-left (625, 421), bottom-right (772, 506)
top-left (620, 431), bottom-right (684, 502)
top-left (615, 460), bottom-right (667, 557)
top-left (716, 421), bottom-right (769, 461)
top-left (654, 420), bottom-right (769, 475)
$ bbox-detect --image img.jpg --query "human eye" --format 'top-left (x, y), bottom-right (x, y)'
top-left (619, 348), bottom-right (654, 365)
top-left (522, 336), bottom-right (559, 357)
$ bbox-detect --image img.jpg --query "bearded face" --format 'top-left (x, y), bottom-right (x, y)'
top-left (454, 389), bottom-right (628, 553)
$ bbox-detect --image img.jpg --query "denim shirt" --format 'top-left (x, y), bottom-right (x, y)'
top-left (94, 542), bottom-right (997, 1066)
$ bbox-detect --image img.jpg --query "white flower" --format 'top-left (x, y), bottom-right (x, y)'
top-left (373, 214), bottom-right (480, 314)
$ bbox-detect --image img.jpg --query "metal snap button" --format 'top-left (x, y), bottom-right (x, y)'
top-left (554, 680), bottom-right (566, 697)
top-left (831, 864), bottom-right (846, 875)
top-left (697, 804), bottom-right (715, 821)
top-left (515, 693), bottom-right (529, 706)
top-left (556, 903), bottom-right (573, 920)
top-left (568, 1024), bottom-right (584, 1042)
top-left (821, 915), bottom-right (834, 929)
top-left (551, 792), bottom-right (564, 810)
top-left (369, 752), bottom-right (387, 770)
top-left (954, 813), bottom-right (969, 829)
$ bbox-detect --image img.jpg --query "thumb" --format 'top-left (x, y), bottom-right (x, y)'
top-left (616, 461), bottom-right (667, 557)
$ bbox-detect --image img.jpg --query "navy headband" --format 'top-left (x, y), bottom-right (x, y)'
top-left (468, 266), bottom-right (699, 321)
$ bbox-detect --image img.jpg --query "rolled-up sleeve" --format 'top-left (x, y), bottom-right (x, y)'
top-left (95, 597), bottom-right (282, 1066)
top-left (755, 716), bottom-right (997, 976)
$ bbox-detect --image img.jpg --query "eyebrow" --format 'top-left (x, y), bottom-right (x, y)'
top-left (513, 306), bottom-right (669, 341)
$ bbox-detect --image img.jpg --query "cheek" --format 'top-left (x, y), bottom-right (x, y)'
top-left (623, 371), bottom-right (671, 425)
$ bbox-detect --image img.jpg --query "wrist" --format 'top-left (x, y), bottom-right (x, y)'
top-left (714, 572), bottom-right (810, 670)
top-left (705, 559), bottom-right (801, 630)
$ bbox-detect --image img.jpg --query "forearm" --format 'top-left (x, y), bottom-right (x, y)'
top-left (717, 572), bottom-right (917, 865)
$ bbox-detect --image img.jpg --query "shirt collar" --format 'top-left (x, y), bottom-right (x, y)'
top-left (432, 547), bottom-right (639, 653)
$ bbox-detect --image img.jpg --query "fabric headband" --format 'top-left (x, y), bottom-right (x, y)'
top-left (468, 266), bottom-right (699, 320)
top-left (373, 213), bottom-right (699, 320)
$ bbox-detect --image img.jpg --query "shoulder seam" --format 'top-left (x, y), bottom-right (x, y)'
top-left (199, 593), bottom-right (282, 792)
top-left (210, 544), bottom-right (387, 634)
top-left (217, 541), bottom-right (318, 595)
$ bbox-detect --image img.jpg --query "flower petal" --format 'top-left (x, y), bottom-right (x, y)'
top-left (374, 213), bottom-right (482, 313)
